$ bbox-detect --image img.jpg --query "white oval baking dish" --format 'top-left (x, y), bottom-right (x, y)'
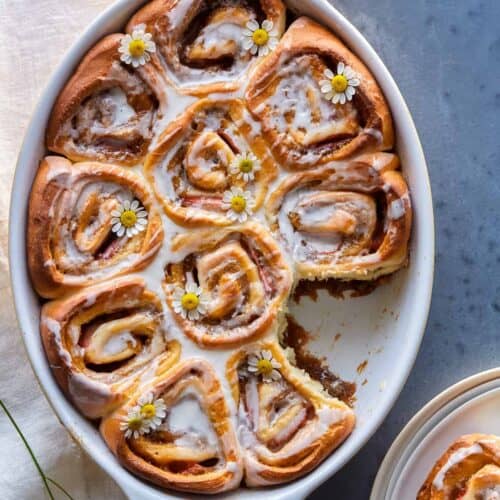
top-left (9, 0), bottom-right (435, 498)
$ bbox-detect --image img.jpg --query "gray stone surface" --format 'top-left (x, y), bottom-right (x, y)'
top-left (312, 0), bottom-right (500, 498)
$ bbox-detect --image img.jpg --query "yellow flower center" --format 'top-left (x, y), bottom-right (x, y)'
top-left (181, 292), bottom-right (199, 311)
top-left (140, 403), bottom-right (156, 420)
top-left (252, 28), bottom-right (269, 46)
top-left (230, 195), bottom-right (247, 213)
top-left (129, 39), bottom-right (146, 58)
top-left (239, 158), bottom-right (254, 173)
top-left (256, 359), bottom-right (273, 376)
top-left (332, 74), bottom-right (348, 93)
top-left (127, 416), bottom-right (143, 431)
top-left (120, 209), bottom-right (137, 228)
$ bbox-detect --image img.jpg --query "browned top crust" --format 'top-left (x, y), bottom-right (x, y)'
top-left (246, 17), bottom-right (394, 169)
top-left (46, 34), bottom-right (165, 166)
top-left (127, 0), bottom-right (286, 95)
top-left (28, 156), bottom-right (164, 298)
top-left (417, 434), bottom-right (500, 500)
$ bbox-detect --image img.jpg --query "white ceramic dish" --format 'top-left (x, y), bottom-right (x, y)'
top-left (9, 0), bottom-right (434, 498)
top-left (371, 369), bottom-right (500, 500)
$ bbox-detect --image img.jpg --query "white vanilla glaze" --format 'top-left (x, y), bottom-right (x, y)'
top-left (168, 387), bottom-right (219, 448)
top-left (102, 331), bottom-right (138, 357)
top-left (479, 486), bottom-right (500, 500)
top-left (433, 444), bottom-right (483, 490)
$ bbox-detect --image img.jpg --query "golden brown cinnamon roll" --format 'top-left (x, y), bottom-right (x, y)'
top-left (227, 342), bottom-right (355, 486)
top-left (145, 98), bottom-right (276, 227)
top-left (100, 358), bottom-right (243, 494)
top-left (41, 277), bottom-right (180, 418)
top-left (28, 156), bottom-right (163, 298)
top-left (266, 153), bottom-right (411, 281)
top-left (127, 0), bottom-right (286, 95)
top-left (46, 34), bottom-right (166, 166)
top-left (418, 434), bottom-right (500, 500)
top-left (163, 222), bottom-right (292, 347)
top-left (246, 17), bottom-right (394, 169)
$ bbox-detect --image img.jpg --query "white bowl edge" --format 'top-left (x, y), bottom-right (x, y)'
top-left (8, 0), bottom-right (435, 499)
top-left (371, 368), bottom-right (500, 500)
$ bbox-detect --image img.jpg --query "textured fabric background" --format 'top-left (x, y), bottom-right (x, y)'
top-left (0, 2), bottom-right (126, 498)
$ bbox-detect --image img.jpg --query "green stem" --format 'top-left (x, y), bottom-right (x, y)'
top-left (0, 399), bottom-right (54, 500)
top-left (47, 477), bottom-right (75, 500)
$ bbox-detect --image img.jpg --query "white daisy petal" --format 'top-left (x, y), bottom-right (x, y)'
top-left (250, 44), bottom-right (258, 55)
top-left (243, 38), bottom-right (254, 50)
top-left (337, 61), bottom-right (345, 74)
top-left (262, 20), bottom-right (273, 31)
top-left (247, 19), bottom-right (259, 31)
top-left (268, 37), bottom-right (279, 49)
top-left (258, 46), bottom-right (268, 57)
top-left (324, 68), bottom-right (334, 79)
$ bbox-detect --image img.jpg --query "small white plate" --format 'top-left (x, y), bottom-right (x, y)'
top-left (372, 369), bottom-right (500, 500)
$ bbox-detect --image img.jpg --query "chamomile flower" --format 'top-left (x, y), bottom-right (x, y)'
top-left (247, 350), bottom-right (281, 383)
top-left (111, 200), bottom-right (148, 238)
top-left (171, 282), bottom-right (209, 320)
top-left (120, 410), bottom-right (149, 439)
top-left (221, 187), bottom-right (255, 223)
top-left (242, 19), bottom-right (279, 57)
top-left (135, 392), bottom-right (166, 431)
top-left (119, 24), bottom-right (156, 67)
top-left (230, 152), bottom-right (261, 183)
top-left (319, 62), bottom-right (361, 104)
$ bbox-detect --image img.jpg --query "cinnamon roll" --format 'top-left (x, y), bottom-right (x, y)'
top-left (145, 98), bottom-right (276, 226)
top-left (418, 434), bottom-right (500, 500)
top-left (163, 222), bottom-right (292, 347)
top-left (100, 358), bottom-right (243, 494)
top-left (41, 277), bottom-right (180, 418)
top-left (127, 0), bottom-right (286, 95)
top-left (226, 342), bottom-right (355, 486)
top-left (28, 156), bottom-right (163, 298)
top-left (266, 153), bottom-right (411, 281)
top-left (246, 17), bottom-right (394, 169)
top-left (46, 34), bottom-right (166, 166)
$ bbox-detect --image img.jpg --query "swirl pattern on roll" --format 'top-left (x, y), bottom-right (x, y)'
top-left (28, 156), bottom-right (164, 298)
top-left (127, 0), bottom-right (286, 94)
top-left (100, 359), bottom-right (243, 494)
top-left (266, 153), bottom-right (411, 280)
top-left (246, 17), bottom-right (394, 169)
top-left (226, 342), bottom-right (355, 486)
top-left (145, 98), bottom-right (276, 226)
top-left (40, 277), bottom-right (180, 418)
top-left (164, 222), bottom-right (292, 346)
top-left (47, 35), bottom-right (166, 166)
top-left (418, 434), bottom-right (500, 500)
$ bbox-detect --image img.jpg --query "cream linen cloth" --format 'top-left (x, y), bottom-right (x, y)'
top-left (0, 1), bottom-right (125, 498)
